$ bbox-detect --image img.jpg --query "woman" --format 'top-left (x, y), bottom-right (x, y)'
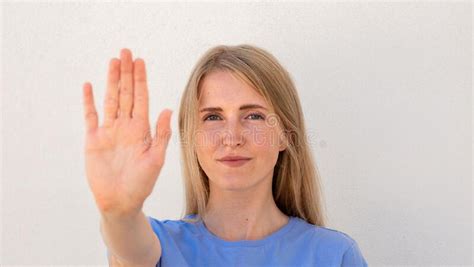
top-left (83, 45), bottom-right (368, 266)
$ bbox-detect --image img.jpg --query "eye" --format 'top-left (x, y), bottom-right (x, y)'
top-left (203, 112), bottom-right (265, 121)
top-left (203, 114), bottom-right (222, 121)
top-left (246, 113), bottom-right (265, 120)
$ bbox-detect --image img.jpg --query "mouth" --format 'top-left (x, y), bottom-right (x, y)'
top-left (217, 158), bottom-right (252, 167)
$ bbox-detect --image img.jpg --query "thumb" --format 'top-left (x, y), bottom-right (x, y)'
top-left (149, 108), bottom-right (173, 166)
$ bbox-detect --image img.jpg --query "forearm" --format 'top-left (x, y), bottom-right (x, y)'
top-left (100, 210), bottom-right (160, 266)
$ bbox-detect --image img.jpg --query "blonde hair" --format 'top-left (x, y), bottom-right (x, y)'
top-left (177, 44), bottom-right (327, 226)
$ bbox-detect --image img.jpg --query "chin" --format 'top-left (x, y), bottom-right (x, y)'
top-left (207, 174), bottom-right (249, 191)
top-left (214, 173), bottom-right (266, 192)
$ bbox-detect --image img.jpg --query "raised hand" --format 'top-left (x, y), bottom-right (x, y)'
top-left (82, 48), bottom-right (172, 218)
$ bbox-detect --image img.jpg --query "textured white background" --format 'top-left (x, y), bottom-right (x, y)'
top-left (1, 1), bottom-right (472, 265)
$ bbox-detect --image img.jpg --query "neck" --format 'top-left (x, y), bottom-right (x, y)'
top-left (202, 177), bottom-right (289, 241)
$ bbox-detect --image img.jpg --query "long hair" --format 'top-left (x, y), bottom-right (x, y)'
top-left (177, 44), bottom-right (327, 226)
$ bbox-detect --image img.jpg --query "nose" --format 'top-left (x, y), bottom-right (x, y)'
top-left (221, 118), bottom-right (245, 147)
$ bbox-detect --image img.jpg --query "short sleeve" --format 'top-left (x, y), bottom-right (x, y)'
top-left (341, 241), bottom-right (368, 267)
top-left (106, 243), bottom-right (162, 267)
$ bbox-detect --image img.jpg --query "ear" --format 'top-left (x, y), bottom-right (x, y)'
top-left (278, 130), bottom-right (289, 152)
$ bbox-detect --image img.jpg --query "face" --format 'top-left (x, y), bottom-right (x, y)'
top-left (195, 70), bottom-right (287, 192)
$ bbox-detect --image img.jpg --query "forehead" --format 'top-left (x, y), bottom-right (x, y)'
top-left (198, 71), bottom-right (267, 108)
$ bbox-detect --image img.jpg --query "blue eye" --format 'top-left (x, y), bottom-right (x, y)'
top-left (247, 113), bottom-right (265, 120)
top-left (203, 113), bottom-right (265, 121)
top-left (204, 114), bottom-right (221, 121)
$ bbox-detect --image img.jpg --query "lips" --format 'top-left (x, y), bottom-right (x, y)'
top-left (218, 158), bottom-right (251, 167)
top-left (218, 155), bottom-right (251, 161)
top-left (217, 155), bottom-right (252, 167)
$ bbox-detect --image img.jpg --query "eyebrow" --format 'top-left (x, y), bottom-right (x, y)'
top-left (199, 104), bottom-right (268, 113)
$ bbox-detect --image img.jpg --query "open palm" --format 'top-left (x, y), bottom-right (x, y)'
top-left (82, 48), bottom-right (172, 217)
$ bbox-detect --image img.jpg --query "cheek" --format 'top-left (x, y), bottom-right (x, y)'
top-left (195, 123), bottom-right (282, 151)
top-left (195, 127), bottom-right (220, 149)
top-left (246, 125), bottom-right (281, 150)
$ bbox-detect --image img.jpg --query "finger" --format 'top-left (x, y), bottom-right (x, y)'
top-left (103, 58), bottom-right (120, 127)
top-left (82, 82), bottom-right (98, 133)
top-left (149, 109), bottom-right (173, 166)
top-left (132, 58), bottom-right (149, 122)
top-left (119, 48), bottom-right (134, 119)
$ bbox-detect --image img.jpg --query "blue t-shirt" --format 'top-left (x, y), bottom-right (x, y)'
top-left (146, 214), bottom-right (368, 267)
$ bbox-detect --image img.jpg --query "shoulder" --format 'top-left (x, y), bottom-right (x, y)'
top-left (314, 225), bottom-right (358, 250)
top-left (291, 217), bottom-right (368, 265)
top-left (292, 217), bottom-right (356, 250)
top-left (296, 218), bottom-right (367, 266)
top-left (146, 215), bottom-right (202, 266)
top-left (146, 214), bottom-right (201, 237)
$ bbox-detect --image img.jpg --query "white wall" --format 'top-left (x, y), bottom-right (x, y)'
top-left (1, 1), bottom-right (471, 265)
